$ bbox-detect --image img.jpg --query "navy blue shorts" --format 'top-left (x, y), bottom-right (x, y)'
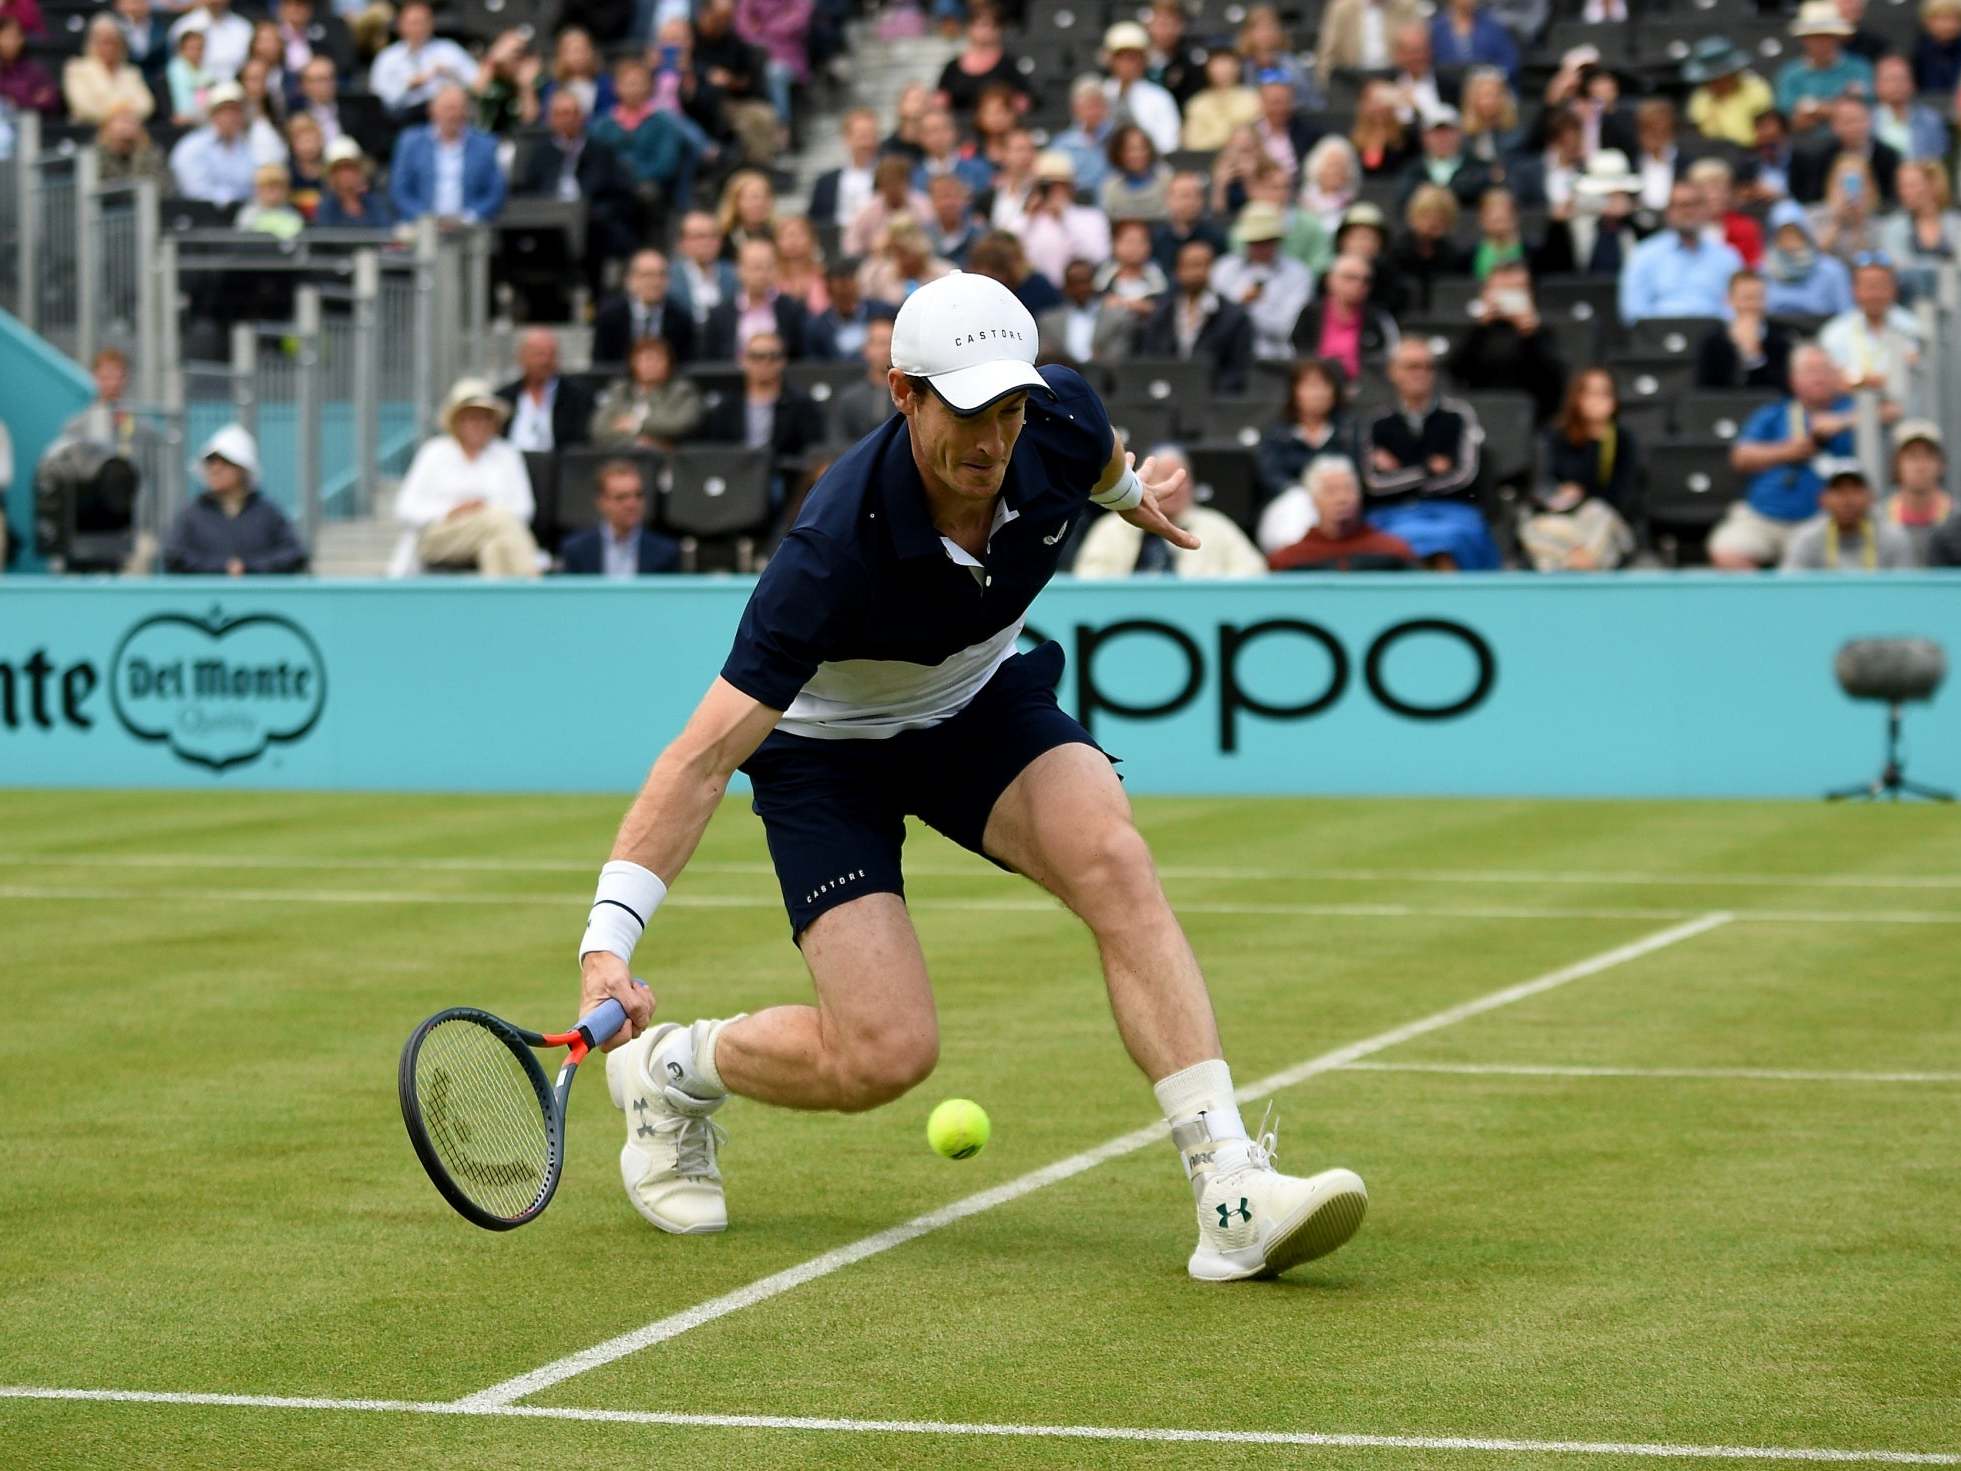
top-left (739, 640), bottom-right (1104, 942)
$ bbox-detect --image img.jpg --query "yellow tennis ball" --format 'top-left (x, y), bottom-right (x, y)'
top-left (926, 1098), bottom-right (990, 1160)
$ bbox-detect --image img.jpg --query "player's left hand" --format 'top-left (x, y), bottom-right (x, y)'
top-left (1121, 452), bottom-right (1201, 550)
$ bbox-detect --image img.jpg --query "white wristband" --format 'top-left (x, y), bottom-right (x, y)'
top-left (579, 860), bottom-right (668, 965)
top-left (1091, 464), bottom-right (1144, 512)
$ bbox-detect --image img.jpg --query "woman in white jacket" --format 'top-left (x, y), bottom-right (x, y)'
top-left (394, 379), bottom-right (540, 578)
top-left (1072, 446), bottom-right (1269, 579)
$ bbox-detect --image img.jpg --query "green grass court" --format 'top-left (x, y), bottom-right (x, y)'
top-left (2, 791), bottom-right (1957, 1470)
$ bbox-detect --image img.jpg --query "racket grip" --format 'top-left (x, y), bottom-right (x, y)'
top-left (576, 998), bottom-right (630, 1049)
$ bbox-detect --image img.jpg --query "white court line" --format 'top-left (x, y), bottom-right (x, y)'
top-left (0, 882), bottom-right (1951, 926)
top-left (1340, 1062), bottom-right (1961, 1085)
top-left (0, 1386), bottom-right (1953, 1465)
top-left (455, 913), bottom-right (1731, 1409)
top-left (1, 851), bottom-right (1957, 891)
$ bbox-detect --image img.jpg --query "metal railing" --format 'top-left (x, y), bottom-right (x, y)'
top-left (5, 117), bottom-right (496, 537)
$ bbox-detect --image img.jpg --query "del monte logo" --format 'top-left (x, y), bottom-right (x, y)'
top-left (110, 607), bottom-right (327, 772)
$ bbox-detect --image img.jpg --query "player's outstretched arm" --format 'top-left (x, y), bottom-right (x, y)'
top-left (1095, 439), bottom-right (1201, 551)
top-left (578, 677), bottom-right (783, 1046)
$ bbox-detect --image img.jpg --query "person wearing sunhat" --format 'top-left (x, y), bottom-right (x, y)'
top-left (1100, 20), bottom-right (1179, 156)
top-left (313, 134), bottom-right (393, 227)
top-left (394, 379), bottom-right (540, 578)
top-left (1539, 148), bottom-right (1645, 277)
top-left (1684, 36), bottom-right (1773, 148)
top-left (167, 79), bottom-right (255, 203)
top-left (1780, 460), bottom-right (1916, 571)
top-left (1209, 199), bottom-right (1314, 361)
top-left (1881, 419), bottom-right (1953, 562)
top-left (161, 426), bottom-right (307, 576)
top-left (1776, 1), bottom-right (1876, 130)
top-left (1018, 151), bottom-right (1112, 289)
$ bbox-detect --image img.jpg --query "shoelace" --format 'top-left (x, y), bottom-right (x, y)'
top-left (653, 1113), bottom-right (727, 1181)
top-left (1246, 1101), bottom-right (1280, 1172)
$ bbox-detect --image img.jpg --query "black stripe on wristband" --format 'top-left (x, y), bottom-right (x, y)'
top-left (592, 897), bottom-right (646, 926)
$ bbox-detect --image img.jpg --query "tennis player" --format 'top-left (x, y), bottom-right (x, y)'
top-left (575, 272), bottom-right (1366, 1280)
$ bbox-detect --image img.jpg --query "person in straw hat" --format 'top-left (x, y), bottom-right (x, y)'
top-left (314, 134), bottom-right (394, 227)
top-left (394, 379), bottom-right (540, 578)
top-left (1776, 0), bottom-right (1876, 130)
top-left (1539, 148), bottom-right (1645, 277)
top-left (1683, 36), bottom-right (1772, 148)
top-left (1209, 198), bottom-right (1313, 360)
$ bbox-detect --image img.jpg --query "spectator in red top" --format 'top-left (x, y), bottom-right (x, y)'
top-left (0, 15), bottom-right (57, 115)
top-left (1269, 456), bottom-right (1420, 572)
top-left (1690, 157), bottom-right (1764, 267)
top-left (0, 0), bottom-right (42, 39)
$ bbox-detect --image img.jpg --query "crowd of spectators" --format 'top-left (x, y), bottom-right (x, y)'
top-left (12, 0), bottom-right (1961, 579)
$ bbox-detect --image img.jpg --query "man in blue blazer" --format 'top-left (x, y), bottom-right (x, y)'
top-left (389, 84), bottom-right (507, 224)
top-left (668, 210), bottom-right (740, 329)
top-left (557, 460), bottom-right (682, 576)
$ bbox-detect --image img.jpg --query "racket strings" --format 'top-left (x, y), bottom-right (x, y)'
top-left (413, 1018), bottom-right (553, 1220)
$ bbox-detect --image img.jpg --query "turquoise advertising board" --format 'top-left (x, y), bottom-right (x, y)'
top-left (1, 576), bottom-right (1955, 797)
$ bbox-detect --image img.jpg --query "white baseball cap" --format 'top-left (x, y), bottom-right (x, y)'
top-left (889, 272), bottom-right (1049, 415)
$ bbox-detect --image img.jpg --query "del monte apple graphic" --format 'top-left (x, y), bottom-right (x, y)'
top-left (109, 607), bottom-right (327, 772)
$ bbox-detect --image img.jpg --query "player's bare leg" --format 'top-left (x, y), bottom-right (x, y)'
top-left (605, 892), bottom-right (938, 1233)
top-left (982, 743), bottom-right (1368, 1280)
top-left (714, 894), bottom-right (940, 1110)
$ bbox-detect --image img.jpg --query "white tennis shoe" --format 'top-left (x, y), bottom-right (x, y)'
top-left (1184, 1111), bottom-right (1367, 1282)
top-left (604, 1022), bottom-right (728, 1235)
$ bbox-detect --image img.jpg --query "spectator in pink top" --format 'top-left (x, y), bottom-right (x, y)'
top-left (0, 0), bottom-right (43, 40)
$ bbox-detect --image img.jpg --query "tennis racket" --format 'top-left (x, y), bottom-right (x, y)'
top-left (398, 996), bottom-right (630, 1230)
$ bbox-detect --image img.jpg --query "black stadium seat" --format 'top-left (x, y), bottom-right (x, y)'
top-left (1465, 392), bottom-right (1538, 491)
top-left (523, 451), bottom-right (560, 550)
top-left (1675, 390), bottom-right (1775, 444)
top-left (664, 447), bottom-right (774, 572)
top-left (1101, 358), bottom-right (1213, 410)
top-left (1643, 441), bottom-right (1742, 555)
top-left (1608, 355), bottom-right (1696, 407)
top-left (1104, 399), bottom-right (1179, 454)
top-left (1188, 398), bottom-right (1272, 449)
top-left (1184, 444), bottom-right (1262, 540)
top-left (1627, 317), bottom-right (1722, 359)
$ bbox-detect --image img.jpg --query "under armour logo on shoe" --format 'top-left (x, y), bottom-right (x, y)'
top-left (632, 1098), bottom-right (649, 1114)
top-left (1217, 1197), bottom-right (1252, 1227)
top-left (636, 1121), bottom-right (656, 1139)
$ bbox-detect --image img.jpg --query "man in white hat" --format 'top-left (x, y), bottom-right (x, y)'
top-left (1776, 0), bottom-right (1876, 130)
top-left (1101, 20), bottom-right (1180, 155)
top-left (167, 80), bottom-right (255, 203)
top-left (161, 425), bottom-right (306, 576)
top-left (1209, 200), bottom-right (1315, 361)
top-left (1549, 148), bottom-right (1643, 275)
top-left (577, 271), bottom-right (1369, 1283)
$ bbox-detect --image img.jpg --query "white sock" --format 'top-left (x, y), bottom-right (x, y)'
top-left (1154, 1059), bottom-right (1253, 1177)
top-left (646, 1014), bottom-right (744, 1102)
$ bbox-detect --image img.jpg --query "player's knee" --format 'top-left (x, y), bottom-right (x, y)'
top-left (835, 1026), bottom-right (939, 1110)
top-left (1064, 820), bottom-right (1162, 923)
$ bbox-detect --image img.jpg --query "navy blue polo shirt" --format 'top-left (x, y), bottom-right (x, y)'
top-left (721, 364), bottom-right (1114, 739)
